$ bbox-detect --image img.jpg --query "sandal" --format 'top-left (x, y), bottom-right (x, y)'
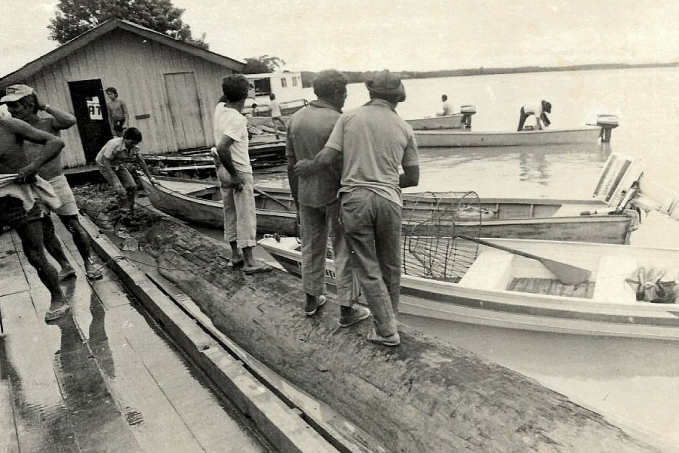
top-left (367, 328), bottom-right (400, 347)
top-left (59, 268), bottom-right (76, 280)
top-left (86, 268), bottom-right (103, 280)
top-left (243, 262), bottom-right (273, 275)
top-left (45, 305), bottom-right (70, 323)
top-left (228, 258), bottom-right (244, 268)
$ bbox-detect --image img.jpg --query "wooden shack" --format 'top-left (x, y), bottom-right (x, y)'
top-left (0, 19), bottom-right (244, 168)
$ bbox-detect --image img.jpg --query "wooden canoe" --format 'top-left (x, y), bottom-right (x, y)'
top-left (260, 235), bottom-right (679, 341)
top-left (415, 126), bottom-right (603, 147)
top-left (141, 176), bottom-right (635, 244)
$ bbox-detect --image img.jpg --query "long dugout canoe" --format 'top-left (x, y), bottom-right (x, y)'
top-left (141, 177), bottom-right (635, 244)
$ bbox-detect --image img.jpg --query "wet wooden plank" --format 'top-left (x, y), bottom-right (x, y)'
top-left (0, 291), bottom-right (78, 453)
top-left (0, 234), bottom-right (28, 298)
top-left (0, 337), bottom-right (20, 453)
top-left (55, 223), bottom-right (269, 453)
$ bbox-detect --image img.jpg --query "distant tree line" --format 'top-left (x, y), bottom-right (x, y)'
top-left (300, 61), bottom-right (679, 88)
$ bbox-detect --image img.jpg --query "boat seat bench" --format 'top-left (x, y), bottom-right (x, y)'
top-left (592, 255), bottom-right (638, 303)
top-left (458, 249), bottom-right (514, 290)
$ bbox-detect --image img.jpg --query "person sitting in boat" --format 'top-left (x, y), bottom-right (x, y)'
top-left (517, 100), bottom-right (551, 131)
top-left (437, 94), bottom-right (453, 116)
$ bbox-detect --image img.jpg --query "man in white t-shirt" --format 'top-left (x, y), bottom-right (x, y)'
top-left (213, 75), bottom-right (271, 274)
top-left (517, 100), bottom-right (552, 131)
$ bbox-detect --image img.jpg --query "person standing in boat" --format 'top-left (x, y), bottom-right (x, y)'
top-left (268, 93), bottom-right (286, 140)
top-left (3, 84), bottom-right (102, 280)
top-left (517, 100), bottom-right (551, 131)
top-left (296, 70), bottom-right (420, 346)
top-left (0, 115), bottom-right (70, 321)
top-left (213, 74), bottom-right (272, 274)
top-left (437, 94), bottom-right (453, 116)
top-left (286, 69), bottom-right (371, 325)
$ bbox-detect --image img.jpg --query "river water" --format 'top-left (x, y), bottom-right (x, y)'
top-left (253, 68), bottom-right (679, 451)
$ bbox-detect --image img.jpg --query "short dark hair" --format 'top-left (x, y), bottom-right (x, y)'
top-left (105, 87), bottom-right (118, 96)
top-left (442, 94), bottom-right (448, 101)
top-left (313, 70), bottom-right (348, 99)
top-left (123, 127), bottom-right (142, 142)
top-left (221, 75), bottom-right (250, 102)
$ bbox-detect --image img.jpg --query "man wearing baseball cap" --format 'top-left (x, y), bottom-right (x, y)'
top-left (4, 84), bottom-right (103, 280)
top-left (295, 70), bottom-right (420, 346)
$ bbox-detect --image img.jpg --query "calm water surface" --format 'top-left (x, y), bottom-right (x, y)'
top-left (255, 68), bottom-right (679, 451)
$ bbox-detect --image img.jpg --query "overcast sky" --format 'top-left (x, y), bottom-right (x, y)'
top-left (1, 0), bottom-right (678, 76)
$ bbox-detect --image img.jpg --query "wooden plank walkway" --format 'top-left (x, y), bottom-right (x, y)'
top-left (0, 226), bottom-right (272, 453)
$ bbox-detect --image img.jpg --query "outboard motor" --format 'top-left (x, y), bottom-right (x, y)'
top-left (596, 114), bottom-right (619, 143)
top-left (460, 105), bottom-right (476, 130)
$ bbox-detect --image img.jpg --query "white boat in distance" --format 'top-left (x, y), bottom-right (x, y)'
top-left (415, 126), bottom-right (604, 148)
top-left (406, 105), bottom-right (476, 131)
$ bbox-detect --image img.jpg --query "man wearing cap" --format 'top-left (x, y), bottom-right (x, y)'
top-left (517, 100), bottom-right (552, 131)
top-left (4, 84), bottom-right (102, 280)
top-left (0, 114), bottom-right (70, 321)
top-left (296, 70), bottom-right (420, 346)
top-left (286, 69), bottom-right (370, 325)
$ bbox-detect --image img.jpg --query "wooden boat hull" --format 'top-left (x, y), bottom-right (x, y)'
top-left (141, 177), bottom-right (634, 244)
top-left (260, 236), bottom-right (679, 341)
top-left (141, 177), bottom-right (298, 235)
top-left (406, 114), bottom-right (465, 130)
top-left (415, 127), bottom-right (602, 147)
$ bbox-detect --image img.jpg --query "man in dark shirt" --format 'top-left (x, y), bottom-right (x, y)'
top-left (286, 69), bottom-right (370, 326)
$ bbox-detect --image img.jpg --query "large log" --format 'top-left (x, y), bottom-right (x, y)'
top-left (75, 188), bottom-right (660, 453)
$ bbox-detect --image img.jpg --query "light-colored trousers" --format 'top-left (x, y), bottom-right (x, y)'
top-left (217, 167), bottom-right (257, 248)
top-left (300, 201), bottom-right (359, 307)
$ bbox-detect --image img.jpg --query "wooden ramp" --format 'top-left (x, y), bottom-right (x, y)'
top-left (0, 228), bottom-right (270, 453)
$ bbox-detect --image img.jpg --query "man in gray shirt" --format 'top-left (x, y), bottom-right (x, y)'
top-left (287, 70), bottom-right (370, 326)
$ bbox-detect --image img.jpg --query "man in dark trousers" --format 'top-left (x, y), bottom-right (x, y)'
top-left (0, 115), bottom-right (70, 321)
top-left (296, 70), bottom-right (420, 346)
top-left (286, 69), bottom-right (370, 325)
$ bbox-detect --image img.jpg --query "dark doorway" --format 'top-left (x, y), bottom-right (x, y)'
top-left (68, 79), bottom-right (113, 163)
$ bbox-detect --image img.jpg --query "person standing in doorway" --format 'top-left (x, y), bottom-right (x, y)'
top-left (213, 75), bottom-right (272, 274)
top-left (105, 87), bottom-right (129, 137)
top-left (296, 70), bottom-right (420, 346)
top-left (269, 93), bottom-right (286, 140)
top-left (0, 115), bottom-right (70, 321)
top-left (286, 69), bottom-right (370, 325)
top-left (3, 84), bottom-right (102, 280)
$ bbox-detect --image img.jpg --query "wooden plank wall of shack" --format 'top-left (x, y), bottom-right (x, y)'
top-left (2, 27), bottom-right (239, 167)
top-left (75, 190), bottom-right (660, 453)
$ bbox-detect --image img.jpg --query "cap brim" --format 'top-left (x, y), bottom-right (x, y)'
top-left (0, 94), bottom-right (23, 103)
